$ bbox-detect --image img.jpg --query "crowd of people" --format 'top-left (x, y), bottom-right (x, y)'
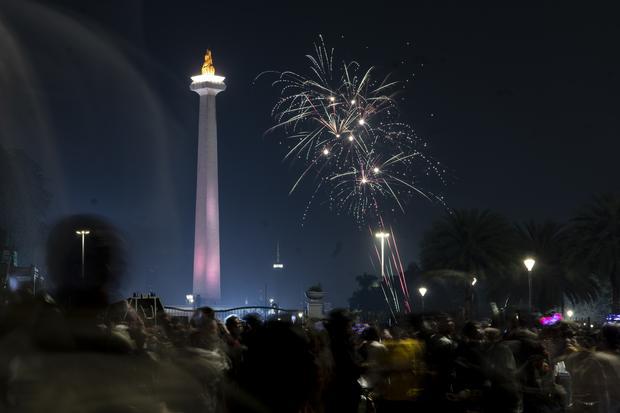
top-left (1, 216), bottom-right (619, 413)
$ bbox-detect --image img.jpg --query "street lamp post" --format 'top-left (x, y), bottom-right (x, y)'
top-left (523, 258), bottom-right (536, 313)
top-left (469, 276), bottom-right (477, 319)
top-left (375, 232), bottom-right (390, 280)
top-left (418, 287), bottom-right (427, 312)
top-left (75, 230), bottom-right (90, 279)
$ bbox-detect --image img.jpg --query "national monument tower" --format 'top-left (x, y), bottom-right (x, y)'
top-left (190, 50), bottom-right (226, 303)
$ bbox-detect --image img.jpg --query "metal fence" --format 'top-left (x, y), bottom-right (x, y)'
top-left (164, 305), bottom-right (303, 323)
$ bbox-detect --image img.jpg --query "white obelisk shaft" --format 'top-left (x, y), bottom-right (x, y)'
top-left (190, 76), bottom-right (226, 304)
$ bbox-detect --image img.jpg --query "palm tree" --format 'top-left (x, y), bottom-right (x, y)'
top-left (568, 194), bottom-right (620, 313)
top-left (420, 209), bottom-right (516, 315)
top-left (515, 221), bottom-right (599, 311)
top-left (348, 273), bottom-right (386, 321)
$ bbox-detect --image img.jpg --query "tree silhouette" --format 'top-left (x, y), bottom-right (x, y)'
top-left (515, 220), bottom-right (598, 311)
top-left (419, 209), bottom-right (516, 315)
top-left (348, 273), bottom-right (386, 321)
top-left (568, 194), bottom-right (620, 313)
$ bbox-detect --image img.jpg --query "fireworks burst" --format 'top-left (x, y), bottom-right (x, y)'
top-left (260, 36), bottom-right (445, 223)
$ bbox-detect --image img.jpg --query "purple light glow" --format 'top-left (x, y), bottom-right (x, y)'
top-left (539, 313), bottom-right (562, 326)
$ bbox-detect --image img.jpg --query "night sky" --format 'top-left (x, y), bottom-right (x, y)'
top-left (2, 1), bottom-right (619, 307)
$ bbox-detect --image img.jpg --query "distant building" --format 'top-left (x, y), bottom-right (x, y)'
top-left (269, 241), bottom-right (285, 304)
top-left (272, 241), bottom-right (284, 270)
top-left (1, 233), bottom-right (43, 294)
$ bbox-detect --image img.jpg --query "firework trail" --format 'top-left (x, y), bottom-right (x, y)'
top-left (369, 225), bottom-right (412, 316)
top-left (259, 36), bottom-right (445, 223)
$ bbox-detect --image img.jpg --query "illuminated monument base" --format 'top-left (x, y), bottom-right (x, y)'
top-left (190, 51), bottom-right (226, 304)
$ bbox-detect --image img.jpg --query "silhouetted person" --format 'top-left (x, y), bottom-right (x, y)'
top-left (190, 306), bottom-right (222, 350)
top-left (447, 322), bottom-right (487, 411)
top-left (230, 320), bottom-right (317, 413)
top-left (225, 314), bottom-right (244, 343)
top-left (566, 324), bottom-right (620, 413)
top-left (481, 327), bottom-right (520, 413)
top-left (359, 325), bottom-right (388, 395)
top-left (324, 309), bottom-right (362, 413)
top-left (241, 312), bottom-right (262, 344)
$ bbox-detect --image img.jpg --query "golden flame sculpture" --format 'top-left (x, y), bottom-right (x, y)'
top-left (201, 50), bottom-right (216, 75)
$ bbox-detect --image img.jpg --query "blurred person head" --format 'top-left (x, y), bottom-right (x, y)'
top-left (599, 323), bottom-right (620, 352)
top-left (405, 313), bottom-right (432, 339)
top-left (46, 214), bottom-right (126, 311)
top-left (190, 306), bottom-right (217, 333)
top-left (382, 328), bottom-right (393, 340)
top-left (189, 306), bottom-right (222, 350)
top-left (462, 321), bottom-right (484, 343)
top-left (360, 325), bottom-right (381, 343)
top-left (325, 308), bottom-right (354, 340)
top-left (242, 312), bottom-right (262, 331)
top-left (217, 320), bottom-right (230, 340)
top-left (225, 314), bottom-right (243, 340)
top-left (484, 327), bottom-right (502, 343)
top-left (436, 313), bottom-right (455, 336)
top-left (540, 321), bottom-right (577, 358)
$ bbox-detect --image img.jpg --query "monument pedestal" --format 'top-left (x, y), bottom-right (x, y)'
top-left (305, 290), bottom-right (326, 320)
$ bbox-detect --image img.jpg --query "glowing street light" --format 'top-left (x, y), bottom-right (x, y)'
top-left (469, 276), bottom-right (478, 319)
top-left (524, 258), bottom-right (536, 272)
top-left (75, 230), bottom-right (90, 279)
top-left (375, 232), bottom-right (390, 281)
top-left (186, 294), bottom-right (194, 307)
top-left (418, 286), bottom-right (428, 311)
top-left (566, 309), bottom-right (574, 319)
top-left (523, 257), bottom-right (536, 312)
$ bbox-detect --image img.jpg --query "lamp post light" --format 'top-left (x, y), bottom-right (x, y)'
top-left (418, 287), bottom-right (428, 311)
top-left (375, 232), bottom-right (390, 280)
top-left (75, 230), bottom-right (90, 279)
top-left (186, 294), bottom-right (195, 308)
top-left (523, 257), bottom-right (536, 313)
top-left (469, 276), bottom-right (478, 319)
top-left (566, 309), bottom-right (574, 319)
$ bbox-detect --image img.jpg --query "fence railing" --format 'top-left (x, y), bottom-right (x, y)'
top-left (164, 305), bottom-right (303, 322)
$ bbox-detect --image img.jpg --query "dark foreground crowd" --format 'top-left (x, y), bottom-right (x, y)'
top-left (1, 215), bottom-right (619, 413)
